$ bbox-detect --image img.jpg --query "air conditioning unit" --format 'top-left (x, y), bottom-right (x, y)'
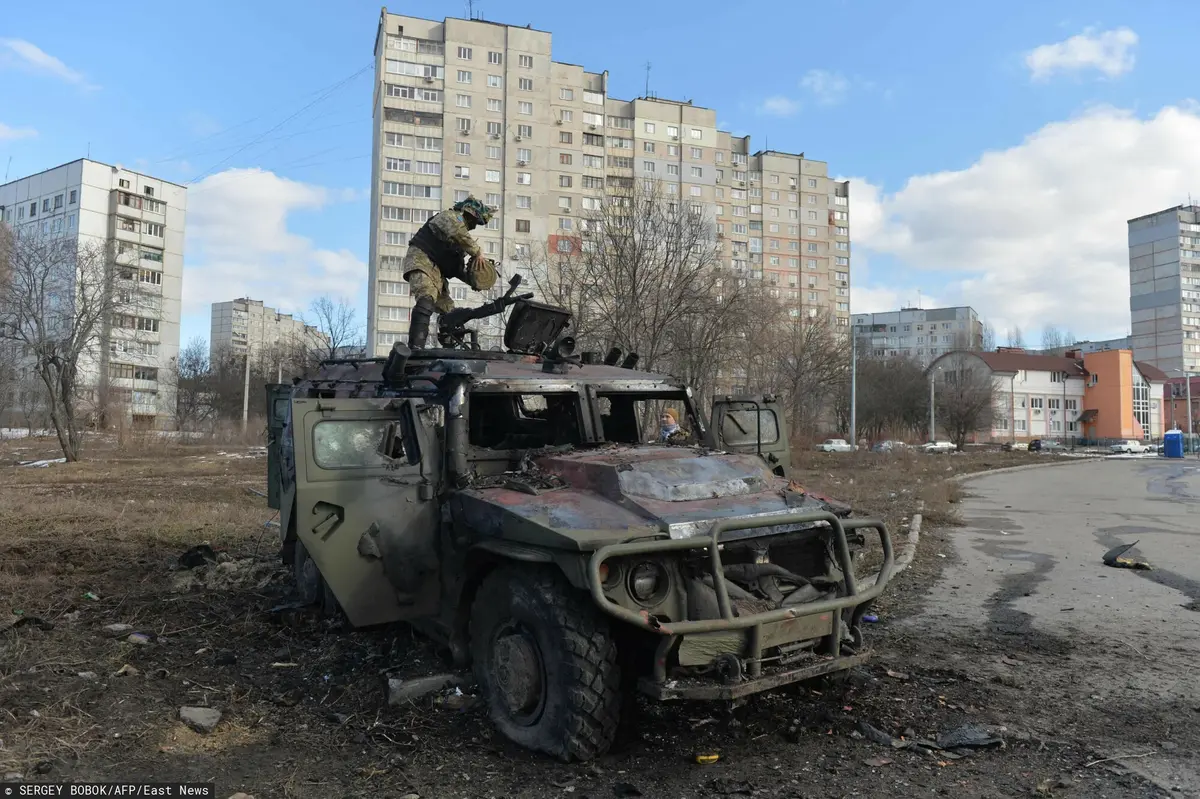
top-left (671, 135), bottom-right (679, 140)
top-left (555, 119), bottom-right (563, 125)
top-left (514, 135), bottom-right (523, 141)
top-left (459, 129), bottom-right (470, 135)
top-left (517, 160), bottom-right (528, 166)
top-left (490, 133), bottom-right (500, 140)
top-left (424, 76), bottom-right (434, 83)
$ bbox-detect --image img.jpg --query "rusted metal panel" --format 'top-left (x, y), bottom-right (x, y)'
top-left (677, 631), bottom-right (746, 666)
top-left (639, 652), bottom-right (872, 701)
top-left (759, 612), bottom-right (834, 649)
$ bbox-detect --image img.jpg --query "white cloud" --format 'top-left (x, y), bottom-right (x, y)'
top-left (758, 96), bottom-right (801, 117)
top-left (848, 103), bottom-right (1200, 339)
top-left (0, 122), bottom-right (37, 141)
top-left (0, 38), bottom-right (98, 89)
top-left (851, 285), bottom-right (940, 316)
top-left (183, 168), bottom-right (366, 324)
top-left (1025, 27), bottom-right (1137, 81)
top-left (800, 69), bottom-right (849, 105)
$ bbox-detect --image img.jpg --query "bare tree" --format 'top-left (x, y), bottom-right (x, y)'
top-left (305, 296), bottom-right (361, 361)
top-left (0, 341), bottom-right (16, 428)
top-left (0, 229), bottom-right (121, 460)
top-left (172, 336), bottom-right (215, 432)
top-left (980, 321), bottom-right (996, 352)
top-left (751, 309), bottom-right (849, 439)
top-left (842, 354), bottom-right (929, 443)
top-left (934, 352), bottom-right (997, 451)
top-left (1006, 326), bottom-right (1024, 348)
top-left (1041, 325), bottom-right (1065, 354)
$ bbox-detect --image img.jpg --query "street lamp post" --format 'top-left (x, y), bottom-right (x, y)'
top-left (849, 333), bottom-right (857, 449)
top-left (929, 372), bottom-right (935, 442)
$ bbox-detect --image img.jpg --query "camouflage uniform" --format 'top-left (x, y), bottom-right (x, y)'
top-left (401, 196), bottom-right (499, 348)
top-left (403, 200), bottom-right (498, 313)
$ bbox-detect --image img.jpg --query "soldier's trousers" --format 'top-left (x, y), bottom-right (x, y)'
top-left (402, 249), bottom-right (498, 314)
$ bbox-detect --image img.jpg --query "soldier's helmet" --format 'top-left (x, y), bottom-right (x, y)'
top-left (453, 196), bottom-right (495, 225)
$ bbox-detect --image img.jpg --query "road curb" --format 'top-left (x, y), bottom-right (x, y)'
top-left (862, 512), bottom-right (920, 589)
top-left (947, 456), bottom-right (1104, 484)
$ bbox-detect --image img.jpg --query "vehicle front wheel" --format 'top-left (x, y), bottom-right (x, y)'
top-left (470, 567), bottom-right (622, 762)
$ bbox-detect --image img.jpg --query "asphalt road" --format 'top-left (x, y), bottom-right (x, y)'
top-left (903, 457), bottom-right (1200, 796)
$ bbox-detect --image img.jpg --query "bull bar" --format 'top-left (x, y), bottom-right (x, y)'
top-left (586, 511), bottom-right (894, 700)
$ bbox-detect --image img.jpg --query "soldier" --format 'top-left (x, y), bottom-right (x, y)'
top-left (658, 408), bottom-right (691, 444)
top-left (403, 196), bottom-right (499, 348)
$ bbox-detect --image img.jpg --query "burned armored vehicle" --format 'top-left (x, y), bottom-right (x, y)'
top-left (265, 276), bottom-right (894, 761)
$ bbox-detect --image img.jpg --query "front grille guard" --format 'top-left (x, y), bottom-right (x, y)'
top-left (586, 511), bottom-right (894, 682)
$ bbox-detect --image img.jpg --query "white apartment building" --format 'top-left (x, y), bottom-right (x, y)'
top-left (210, 298), bottom-right (329, 365)
top-left (1128, 205), bottom-right (1200, 375)
top-left (0, 159), bottom-right (185, 428)
top-left (1071, 336), bottom-right (1132, 354)
top-left (851, 306), bottom-right (982, 365)
top-left (366, 10), bottom-right (851, 356)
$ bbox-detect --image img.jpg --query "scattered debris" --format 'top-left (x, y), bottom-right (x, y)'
top-left (127, 632), bottom-right (152, 645)
top-left (270, 662), bottom-right (299, 668)
top-left (179, 706), bottom-right (222, 734)
top-left (77, 671), bottom-right (98, 680)
top-left (33, 761), bottom-right (52, 775)
top-left (0, 614), bottom-right (54, 632)
top-left (936, 724), bottom-right (1006, 750)
top-left (3, 773), bottom-right (23, 781)
top-left (178, 544), bottom-right (218, 570)
top-left (17, 457), bottom-right (67, 467)
top-left (386, 673), bottom-right (466, 706)
top-left (885, 669), bottom-right (910, 680)
top-left (864, 757), bottom-right (893, 767)
top-left (103, 623), bottom-right (133, 636)
top-left (862, 614), bottom-right (879, 623)
top-left (113, 664), bottom-right (139, 677)
top-left (1084, 751), bottom-right (1157, 768)
top-left (83, 591), bottom-right (100, 601)
top-left (1102, 541), bottom-right (1152, 570)
top-left (856, 721), bottom-right (900, 747)
top-left (695, 753), bottom-right (720, 765)
top-left (226, 794), bottom-right (256, 799)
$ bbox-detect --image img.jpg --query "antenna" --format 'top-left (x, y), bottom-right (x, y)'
top-left (4, 156), bottom-right (10, 183)
top-left (644, 61), bottom-right (651, 97)
top-left (466, 0), bottom-right (481, 18)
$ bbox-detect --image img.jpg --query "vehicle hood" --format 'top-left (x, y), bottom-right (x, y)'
top-left (453, 446), bottom-right (850, 550)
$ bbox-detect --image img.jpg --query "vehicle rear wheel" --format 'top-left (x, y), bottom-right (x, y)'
top-left (293, 538), bottom-right (342, 619)
top-left (469, 567), bottom-right (621, 762)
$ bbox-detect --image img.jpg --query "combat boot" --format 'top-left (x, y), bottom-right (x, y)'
top-left (408, 295), bottom-right (435, 349)
top-left (408, 293), bottom-right (436, 347)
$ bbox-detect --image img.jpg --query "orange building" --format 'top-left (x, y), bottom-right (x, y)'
top-left (1077, 350), bottom-right (1167, 441)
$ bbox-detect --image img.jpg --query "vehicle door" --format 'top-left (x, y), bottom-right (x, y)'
top-left (706, 395), bottom-right (791, 477)
top-left (265, 384), bottom-right (291, 511)
top-left (292, 395), bottom-right (441, 627)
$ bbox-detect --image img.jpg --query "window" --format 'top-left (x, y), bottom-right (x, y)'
top-left (517, 172), bottom-right (531, 185)
top-left (519, 77), bottom-right (533, 91)
top-left (486, 193), bottom-right (501, 206)
top-left (384, 231), bottom-right (406, 245)
top-left (559, 175), bottom-right (572, 187)
top-left (455, 166), bottom-right (470, 179)
top-left (42, 199), bottom-right (50, 212)
top-left (518, 124), bottom-right (532, 137)
top-left (385, 157), bottom-right (410, 172)
top-left (644, 141), bottom-right (655, 153)
top-left (1030, 398), bottom-right (1044, 409)
top-left (379, 306), bottom-right (410, 322)
top-left (1066, 399), bottom-right (1078, 411)
top-left (518, 148), bottom-right (532, 162)
top-left (807, 259), bottom-right (817, 269)
top-left (457, 46), bottom-right (473, 60)
top-left (385, 132), bottom-right (408, 148)
top-left (313, 420), bottom-right (391, 470)
top-left (518, 101), bottom-right (533, 115)
top-left (643, 122), bottom-right (656, 134)
top-left (690, 186), bottom-right (702, 197)
top-left (53, 194), bottom-right (63, 210)
top-left (835, 256), bottom-right (849, 265)
top-left (835, 241), bottom-right (848, 250)
top-left (667, 125), bottom-right (679, 137)
top-left (560, 109), bottom-right (572, 122)
top-left (457, 70), bottom-right (472, 83)
top-left (558, 196), bottom-right (572, 210)
top-left (415, 136), bottom-right (441, 150)
top-left (560, 131), bottom-right (573, 144)
top-left (456, 94), bottom-right (471, 108)
top-left (667, 164), bottom-right (680, 176)
top-left (691, 167), bottom-right (703, 178)
top-left (486, 145), bottom-right (501, 159)
top-left (690, 128), bottom-right (702, 139)
top-left (583, 90), bottom-right (603, 104)
top-left (486, 169), bottom-right (500, 182)
top-left (516, 219), bottom-right (531, 232)
top-left (381, 205), bottom-right (408, 221)
top-left (583, 133), bottom-right (604, 147)
top-left (519, 54), bottom-right (533, 68)
top-left (582, 175), bottom-right (603, 189)
top-left (582, 154), bottom-right (603, 168)
top-left (69, 190), bottom-right (77, 204)
top-left (418, 161), bottom-right (441, 175)
top-left (559, 153), bottom-right (572, 164)
top-left (488, 74), bottom-right (502, 88)
top-left (643, 161), bottom-right (655, 173)
top-left (558, 217), bottom-right (572, 230)
top-left (454, 141), bottom-right (471, 156)
top-left (380, 281), bottom-right (408, 296)
top-left (582, 196), bottom-right (602, 211)
top-left (457, 117), bottom-right (471, 133)
top-left (690, 147), bottom-right (702, 159)
top-left (488, 51), bottom-right (502, 64)
top-left (145, 222), bottom-right (164, 237)
top-left (667, 144), bottom-right (679, 156)
top-left (560, 88), bottom-right (574, 100)
top-left (517, 195), bottom-right (532, 209)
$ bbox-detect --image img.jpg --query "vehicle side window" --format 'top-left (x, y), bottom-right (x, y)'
top-left (312, 420), bottom-right (390, 469)
top-left (720, 408), bottom-right (780, 446)
top-left (280, 401), bottom-right (295, 489)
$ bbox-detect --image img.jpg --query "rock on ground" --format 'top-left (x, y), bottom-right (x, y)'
top-left (179, 706), bottom-right (222, 734)
top-left (386, 673), bottom-right (464, 706)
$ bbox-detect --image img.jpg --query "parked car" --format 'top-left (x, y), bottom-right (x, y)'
top-left (1110, 439), bottom-right (1153, 454)
top-left (920, 441), bottom-right (956, 453)
top-left (815, 438), bottom-right (854, 453)
top-left (1029, 439), bottom-right (1065, 452)
top-left (872, 440), bottom-right (906, 453)
top-left (1000, 441), bottom-right (1029, 452)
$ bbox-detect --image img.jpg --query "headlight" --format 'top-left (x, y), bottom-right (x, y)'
top-left (628, 562), bottom-right (667, 605)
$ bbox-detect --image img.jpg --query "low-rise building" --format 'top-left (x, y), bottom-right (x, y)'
top-left (929, 346), bottom-right (1166, 444)
top-left (1164, 375), bottom-right (1200, 432)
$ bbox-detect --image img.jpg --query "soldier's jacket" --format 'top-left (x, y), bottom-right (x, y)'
top-left (659, 428), bottom-right (692, 445)
top-left (403, 209), bottom-right (497, 312)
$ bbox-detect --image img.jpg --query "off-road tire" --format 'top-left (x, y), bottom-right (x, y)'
top-left (470, 567), bottom-right (621, 762)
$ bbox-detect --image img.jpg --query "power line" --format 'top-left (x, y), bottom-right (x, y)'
top-left (186, 62), bottom-right (373, 185)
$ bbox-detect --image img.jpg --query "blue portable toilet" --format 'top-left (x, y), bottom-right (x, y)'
top-left (1164, 428), bottom-right (1184, 459)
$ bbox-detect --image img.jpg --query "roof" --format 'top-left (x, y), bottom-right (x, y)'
top-left (1135, 361), bottom-right (1169, 381)
top-left (970, 351), bottom-right (1088, 376)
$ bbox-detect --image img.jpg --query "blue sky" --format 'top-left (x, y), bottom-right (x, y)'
top-left (5, 0), bottom-right (1200, 349)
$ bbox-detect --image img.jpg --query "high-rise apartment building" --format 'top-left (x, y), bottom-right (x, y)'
top-left (850, 306), bottom-right (982, 365)
top-left (366, 9), bottom-right (851, 356)
top-left (209, 297), bottom-right (329, 365)
top-left (1127, 205), bottom-right (1200, 375)
top-left (0, 159), bottom-right (185, 428)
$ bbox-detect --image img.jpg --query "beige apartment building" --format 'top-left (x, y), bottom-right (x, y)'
top-left (210, 298), bottom-right (328, 366)
top-left (367, 9), bottom-right (851, 356)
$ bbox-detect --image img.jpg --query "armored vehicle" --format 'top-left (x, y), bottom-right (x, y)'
top-left (265, 275), bottom-right (895, 761)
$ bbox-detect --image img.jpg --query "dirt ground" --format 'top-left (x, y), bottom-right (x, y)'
top-left (0, 436), bottom-right (1168, 798)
